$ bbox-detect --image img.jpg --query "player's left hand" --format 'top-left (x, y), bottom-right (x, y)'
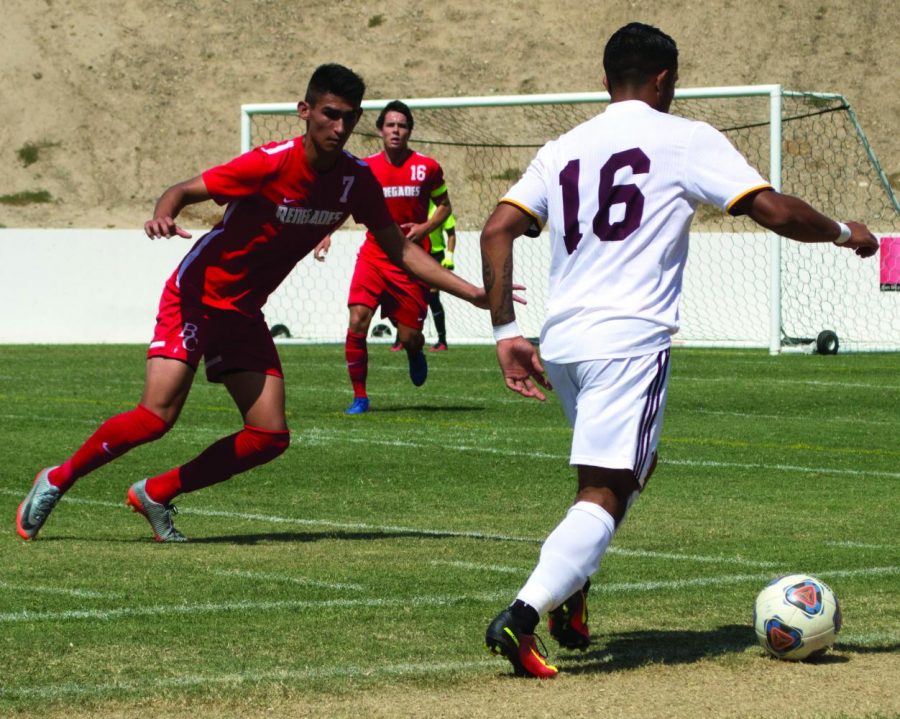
top-left (440, 253), bottom-right (455, 270)
top-left (496, 336), bottom-right (552, 401)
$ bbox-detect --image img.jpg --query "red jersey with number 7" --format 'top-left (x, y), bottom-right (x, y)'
top-left (358, 150), bottom-right (447, 263)
top-left (167, 137), bottom-right (393, 316)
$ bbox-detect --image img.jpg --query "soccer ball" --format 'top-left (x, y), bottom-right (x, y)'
top-left (753, 574), bottom-right (841, 661)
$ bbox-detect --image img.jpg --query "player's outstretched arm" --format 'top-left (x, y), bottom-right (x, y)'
top-left (372, 223), bottom-right (488, 306)
top-left (144, 175), bottom-right (212, 240)
top-left (481, 202), bottom-right (551, 401)
top-left (737, 189), bottom-right (879, 258)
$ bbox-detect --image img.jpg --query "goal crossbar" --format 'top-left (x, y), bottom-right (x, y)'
top-left (240, 85), bottom-right (900, 353)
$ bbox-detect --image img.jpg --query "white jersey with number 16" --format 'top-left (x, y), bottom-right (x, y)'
top-left (501, 99), bottom-right (772, 362)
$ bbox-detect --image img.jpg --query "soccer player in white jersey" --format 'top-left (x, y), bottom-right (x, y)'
top-left (481, 22), bottom-right (879, 678)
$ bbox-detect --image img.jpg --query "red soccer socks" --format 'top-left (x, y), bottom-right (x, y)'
top-left (48, 404), bottom-right (170, 491)
top-left (345, 330), bottom-right (369, 399)
top-left (144, 425), bottom-right (290, 504)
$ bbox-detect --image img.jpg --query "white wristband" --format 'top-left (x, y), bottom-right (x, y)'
top-left (492, 320), bottom-right (522, 342)
top-left (834, 222), bottom-right (851, 245)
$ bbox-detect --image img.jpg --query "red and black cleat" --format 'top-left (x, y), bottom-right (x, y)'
top-left (486, 608), bottom-right (559, 678)
top-left (548, 580), bottom-right (591, 650)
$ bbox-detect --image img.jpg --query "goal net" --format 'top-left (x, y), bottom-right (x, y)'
top-left (243, 87), bottom-right (900, 353)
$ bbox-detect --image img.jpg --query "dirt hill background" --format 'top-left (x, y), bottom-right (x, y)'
top-left (2, 0), bottom-right (897, 229)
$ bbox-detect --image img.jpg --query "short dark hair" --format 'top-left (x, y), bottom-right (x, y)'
top-left (376, 100), bottom-right (414, 131)
top-left (603, 23), bottom-right (678, 90)
top-left (305, 64), bottom-right (366, 107)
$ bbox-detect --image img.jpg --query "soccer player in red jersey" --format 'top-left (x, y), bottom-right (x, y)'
top-left (343, 101), bottom-right (453, 414)
top-left (16, 65), bottom-right (491, 543)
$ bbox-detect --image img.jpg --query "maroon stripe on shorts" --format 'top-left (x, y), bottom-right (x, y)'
top-left (633, 349), bottom-right (670, 483)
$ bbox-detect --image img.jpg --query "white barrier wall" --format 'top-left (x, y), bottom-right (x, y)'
top-left (1, 229), bottom-right (189, 343)
top-left (0, 228), bottom-right (406, 344)
top-left (1, 228), bottom-right (896, 349)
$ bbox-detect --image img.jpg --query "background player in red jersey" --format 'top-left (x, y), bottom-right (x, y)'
top-left (16, 65), bottom-right (491, 543)
top-left (343, 101), bottom-right (453, 414)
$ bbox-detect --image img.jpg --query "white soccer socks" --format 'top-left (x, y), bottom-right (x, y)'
top-left (516, 500), bottom-right (616, 616)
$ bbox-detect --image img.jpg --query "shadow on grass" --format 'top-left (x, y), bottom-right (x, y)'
top-left (558, 625), bottom-right (856, 673)
top-left (187, 528), bottom-right (498, 544)
top-left (28, 528), bottom-right (497, 545)
top-left (351, 404), bottom-right (486, 413)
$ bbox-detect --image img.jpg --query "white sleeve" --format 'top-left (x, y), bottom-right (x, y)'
top-left (500, 144), bottom-right (551, 236)
top-left (684, 122), bottom-right (772, 212)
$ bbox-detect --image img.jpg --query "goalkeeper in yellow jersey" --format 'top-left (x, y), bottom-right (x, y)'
top-left (426, 199), bottom-right (457, 351)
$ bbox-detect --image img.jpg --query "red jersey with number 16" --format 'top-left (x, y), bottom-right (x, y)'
top-left (359, 150), bottom-right (446, 263)
top-left (167, 137), bottom-right (393, 316)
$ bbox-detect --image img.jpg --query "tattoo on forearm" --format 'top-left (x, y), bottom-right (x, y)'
top-left (482, 259), bottom-right (495, 294)
top-left (497, 254), bottom-right (515, 324)
top-left (483, 249), bottom-right (515, 324)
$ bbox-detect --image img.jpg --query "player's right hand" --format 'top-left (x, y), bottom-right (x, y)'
top-left (496, 335), bottom-right (552, 401)
top-left (144, 217), bottom-right (192, 240)
top-left (843, 222), bottom-right (879, 258)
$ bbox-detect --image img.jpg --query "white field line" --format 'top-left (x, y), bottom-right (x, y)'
top-left (0, 489), bottom-right (782, 568)
top-left (825, 540), bottom-right (898, 550)
top-left (299, 428), bottom-right (564, 459)
top-left (0, 580), bottom-right (122, 600)
top-left (209, 568), bottom-right (363, 592)
top-left (674, 375), bottom-right (900, 392)
top-left (604, 547), bottom-right (778, 567)
top-left (430, 563), bottom-right (900, 592)
top-left (598, 565), bottom-right (900, 593)
top-left (662, 457), bottom-right (900, 479)
top-left (2, 566), bottom-right (896, 627)
top-left (0, 658), bottom-right (497, 701)
top-left (295, 428), bottom-right (900, 479)
top-left (433, 547), bottom-right (779, 573)
top-left (686, 408), bottom-right (899, 427)
top-left (0, 591), bottom-right (508, 624)
top-left (431, 559), bottom-right (528, 574)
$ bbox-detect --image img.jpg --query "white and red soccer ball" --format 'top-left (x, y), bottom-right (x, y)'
top-left (753, 574), bottom-right (842, 661)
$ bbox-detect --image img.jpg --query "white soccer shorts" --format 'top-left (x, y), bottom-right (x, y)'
top-left (545, 348), bottom-right (670, 487)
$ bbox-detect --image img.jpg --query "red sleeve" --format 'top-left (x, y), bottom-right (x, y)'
top-left (427, 159), bottom-right (446, 199)
top-left (350, 164), bottom-right (394, 232)
top-left (201, 144), bottom-right (283, 205)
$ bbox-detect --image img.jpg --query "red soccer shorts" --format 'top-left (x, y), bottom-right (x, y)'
top-left (147, 283), bottom-right (284, 383)
top-left (347, 253), bottom-right (428, 330)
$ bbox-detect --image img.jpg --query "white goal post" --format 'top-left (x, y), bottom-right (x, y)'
top-left (241, 86), bottom-right (900, 353)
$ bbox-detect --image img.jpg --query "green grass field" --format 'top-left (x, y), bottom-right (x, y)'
top-left (1, 345), bottom-right (898, 718)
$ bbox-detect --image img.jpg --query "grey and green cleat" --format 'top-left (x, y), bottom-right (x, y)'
top-left (17, 467), bottom-right (62, 540)
top-left (126, 479), bottom-right (187, 543)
